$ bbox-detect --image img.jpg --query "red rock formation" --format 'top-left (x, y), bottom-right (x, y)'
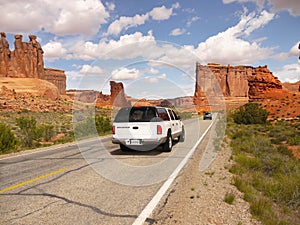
top-left (66, 90), bottom-right (99, 103)
top-left (194, 63), bottom-right (283, 111)
top-left (44, 68), bottom-right (66, 95)
top-left (283, 81), bottom-right (300, 93)
top-left (0, 32), bottom-right (10, 76)
top-left (248, 66), bottom-right (282, 101)
top-left (0, 32), bottom-right (66, 95)
top-left (194, 62), bottom-right (251, 101)
top-left (110, 81), bottom-right (130, 107)
top-left (95, 91), bottom-right (111, 107)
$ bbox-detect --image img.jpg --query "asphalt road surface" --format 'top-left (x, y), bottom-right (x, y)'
top-left (0, 118), bottom-right (213, 225)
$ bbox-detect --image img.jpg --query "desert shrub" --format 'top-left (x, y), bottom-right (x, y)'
top-left (40, 124), bottom-right (56, 142)
top-left (224, 192), bottom-right (235, 204)
top-left (95, 116), bottom-right (111, 135)
top-left (74, 116), bottom-right (96, 139)
top-left (233, 103), bottom-right (269, 124)
top-left (16, 116), bottom-right (42, 147)
top-left (228, 120), bottom-right (300, 224)
top-left (0, 122), bottom-right (17, 154)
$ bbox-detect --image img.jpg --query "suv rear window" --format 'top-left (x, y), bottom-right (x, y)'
top-left (114, 107), bottom-right (157, 122)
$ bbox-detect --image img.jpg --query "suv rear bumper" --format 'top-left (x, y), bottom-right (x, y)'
top-left (112, 137), bottom-right (167, 146)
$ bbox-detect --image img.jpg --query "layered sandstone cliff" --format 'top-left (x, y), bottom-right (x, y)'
top-left (0, 32), bottom-right (66, 95)
top-left (45, 68), bottom-right (66, 95)
top-left (194, 63), bottom-right (282, 105)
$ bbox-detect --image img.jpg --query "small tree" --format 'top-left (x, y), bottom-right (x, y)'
top-left (0, 122), bottom-right (17, 154)
top-left (233, 103), bottom-right (269, 124)
top-left (16, 116), bottom-right (42, 147)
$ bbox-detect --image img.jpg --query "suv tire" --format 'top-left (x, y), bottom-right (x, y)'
top-left (163, 131), bottom-right (173, 152)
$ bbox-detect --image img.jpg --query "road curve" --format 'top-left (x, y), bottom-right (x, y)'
top-left (0, 118), bottom-right (213, 225)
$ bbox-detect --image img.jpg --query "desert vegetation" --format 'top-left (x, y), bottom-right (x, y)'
top-left (0, 108), bottom-right (112, 154)
top-left (227, 103), bottom-right (300, 225)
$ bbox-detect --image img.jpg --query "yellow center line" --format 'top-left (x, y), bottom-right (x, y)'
top-left (0, 168), bottom-right (68, 194)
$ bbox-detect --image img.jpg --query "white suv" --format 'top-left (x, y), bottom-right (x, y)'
top-left (112, 106), bottom-right (184, 151)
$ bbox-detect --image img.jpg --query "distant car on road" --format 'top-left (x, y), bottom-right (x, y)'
top-left (203, 112), bottom-right (212, 120)
top-left (112, 106), bottom-right (184, 152)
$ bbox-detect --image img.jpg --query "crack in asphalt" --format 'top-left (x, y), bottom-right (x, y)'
top-left (2, 192), bottom-right (138, 220)
top-left (6, 200), bottom-right (60, 223)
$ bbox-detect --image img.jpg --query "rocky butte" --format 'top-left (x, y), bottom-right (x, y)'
top-left (194, 62), bottom-right (300, 118)
top-left (0, 32), bottom-right (66, 95)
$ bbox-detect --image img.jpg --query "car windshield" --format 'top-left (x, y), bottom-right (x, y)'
top-left (114, 107), bottom-right (158, 122)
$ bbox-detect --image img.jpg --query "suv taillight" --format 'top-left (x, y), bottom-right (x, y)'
top-left (157, 125), bottom-right (162, 135)
top-left (112, 126), bottom-right (115, 134)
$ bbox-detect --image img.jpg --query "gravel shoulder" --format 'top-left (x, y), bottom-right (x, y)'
top-left (149, 134), bottom-right (261, 225)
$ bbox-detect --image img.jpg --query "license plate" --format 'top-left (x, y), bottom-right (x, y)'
top-left (126, 139), bottom-right (142, 145)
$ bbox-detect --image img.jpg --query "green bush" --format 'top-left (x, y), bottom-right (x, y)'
top-left (228, 120), bottom-right (300, 224)
top-left (0, 122), bottom-right (17, 154)
top-left (40, 124), bottom-right (56, 142)
top-left (73, 115), bottom-right (111, 139)
top-left (16, 116), bottom-right (42, 147)
top-left (233, 103), bottom-right (269, 124)
top-left (95, 116), bottom-right (111, 135)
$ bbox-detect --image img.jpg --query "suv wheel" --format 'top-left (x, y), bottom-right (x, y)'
top-left (163, 132), bottom-right (173, 152)
top-left (178, 126), bottom-right (185, 142)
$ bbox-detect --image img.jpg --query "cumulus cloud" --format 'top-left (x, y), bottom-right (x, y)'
top-left (79, 65), bottom-right (106, 75)
top-left (169, 28), bottom-right (186, 36)
top-left (223, 0), bottom-right (300, 16)
top-left (149, 3), bottom-right (179, 20)
top-left (0, 0), bottom-right (109, 35)
top-left (274, 42), bottom-right (300, 60)
top-left (145, 73), bottom-right (167, 83)
top-left (194, 10), bottom-right (275, 65)
top-left (42, 41), bottom-right (68, 61)
top-left (275, 63), bottom-right (300, 83)
top-left (69, 31), bottom-right (161, 60)
top-left (106, 14), bottom-right (149, 36)
top-left (105, 1), bottom-right (115, 11)
top-left (106, 3), bottom-right (179, 36)
top-left (112, 68), bottom-right (141, 80)
top-left (223, 0), bottom-right (265, 8)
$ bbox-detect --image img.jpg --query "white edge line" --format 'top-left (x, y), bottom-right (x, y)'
top-left (132, 118), bottom-right (215, 225)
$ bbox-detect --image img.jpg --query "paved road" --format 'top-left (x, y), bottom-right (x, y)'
top-left (0, 118), bottom-right (212, 225)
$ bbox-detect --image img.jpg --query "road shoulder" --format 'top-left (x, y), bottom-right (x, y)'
top-left (149, 134), bottom-right (261, 225)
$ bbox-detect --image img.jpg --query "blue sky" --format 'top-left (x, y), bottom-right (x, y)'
top-left (1, 0), bottom-right (299, 98)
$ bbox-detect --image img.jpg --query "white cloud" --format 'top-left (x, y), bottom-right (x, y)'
top-left (244, 10), bottom-right (275, 36)
top-left (148, 68), bottom-right (159, 74)
top-left (0, 0), bottom-right (109, 35)
top-left (268, 0), bottom-right (300, 16)
top-left (106, 14), bottom-right (149, 36)
top-left (186, 16), bottom-right (200, 27)
top-left (145, 73), bottom-right (167, 83)
top-left (274, 42), bottom-right (300, 60)
top-left (223, 0), bottom-right (300, 16)
top-left (105, 2), bottom-right (115, 11)
top-left (112, 68), bottom-right (141, 80)
top-left (69, 31), bottom-right (161, 60)
top-left (149, 3), bottom-right (179, 20)
top-left (194, 10), bottom-right (275, 65)
top-left (169, 28), bottom-right (186, 36)
top-left (275, 63), bottom-right (300, 83)
top-left (79, 65), bottom-right (106, 75)
top-left (106, 3), bottom-right (179, 36)
top-left (42, 41), bottom-right (68, 61)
